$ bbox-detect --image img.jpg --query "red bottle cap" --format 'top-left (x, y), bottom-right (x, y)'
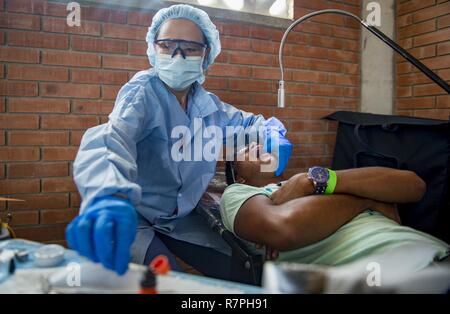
top-left (150, 255), bottom-right (171, 275)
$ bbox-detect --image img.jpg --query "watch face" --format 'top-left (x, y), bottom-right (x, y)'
top-left (309, 167), bottom-right (329, 184)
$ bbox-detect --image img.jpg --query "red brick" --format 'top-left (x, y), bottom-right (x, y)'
top-left (328, 73), bottom-right (358, 86)
top-left (284, 56), bottom-right (310, 70)
top-left (42, 177), bottom-right (77, 192)
top-left (40, 208), bottom-right (79, 224)
top-left (310, 85), bottom-right (344, 97)
top-left (229, 52), bottom-right (275, 66)
top-left (438, 69), bottom-right (450, 81)
top-left (344, 87), bottom-right (359, 98)
top-left (41, 83), bottom-right (100, 99)
top-left (290, 120), bottom-right (328, 132)
top-left (72, 101), bottom-right (114, 115)
top-left (413, 109), bottom-right (450, 120)
top-left (8, 31), bottom-right (68, 49)
top-left (83, 6), bottom-right (127, 24)
top-left (0, 179), bottom-right (39, 194)
top-left (437, 42), bottom-right (450, 55)
top-left (398, 72), bottom-right (433, 86)
top-left (0, 164), bottom-right (4, 179)
top-left (329, 98), bottom-right (359, 110)
top-left (41, 115), bottom-right (98, 129)
top-left (3, 211), bottom-right (39, 227)
top-left (9, 98), bottom-right (70, 113)
top-left (407, 45), bottom-right (437, 59)
top-left (72, 36), bottom-right (128, 54)
top-left (103, 23), bottom-right (147, 40)
top-left (229, 79), bottom-right (272, 92)
top-left (0, 47), bottom-right (39, 63)
top-left (421, 54), bottom-right (450, 70)
top-left (0, 12), bottom-right (40, 30)
top-left (203, 77), bottom-right (228, 91)
top-left (252, 68), bottom-right (285, 81)
top-left (398, 0), bottom-right (436, 16)
top-left (0, 130), bottom-right (4, 145)
top-left (71, 192), bottom-right (81, 207)
top-left (288, 95), bottom-right (330, 107)
top-left (250, 26), bottom-right (272, 40)
top-left (292, 70), bottom-right (328, 83)
top-left (414, 28), bottom-right (450, 47)
top-left (207, 64), bottom-right (251, 78)
top-left (42, 51), bottom-right (101, 68)
top-left (414, 84), bottom-right (448, 97)
top-left (42, 17), bottom-right (101, 35)
top-left (397, 97), bottom-right (436, 110)
top-left (273, 108), bottom-right (309, 120)
top-left (398, 19), bottom-right (436, 39)
top-left (413, 2), bottom-right (450, 22)
top-left (287, 44), bottom-right (329, 59)
top-left (309, 59), bottom-right (341, 72)
top-left (102, 55), bottom-right (149, 70)
top-left (6, 0), bottom-right (44, 14)
top-left (438, 14), bottom-right (450, 29)
top-left (0, 114), bottom-right (39, 129)
top-left (251, 39), bottom-right (277, 54)
top-left (437, 96), bottom-right (450, 108)
top-left (220, 36), bottom-right (251, 51)
top-left (6, 0), bottom-right (66, 16)
top-left (8, 162), bottom-right (68, 178)
top-left (71, 69), bottom-right (129, 84)
top-left (42, 147), bottom-right (79, 161)
top-left (331, 27), bottom-right (359, 40)
top-left (213, 91), bottom-right (250, 107)
top-left (327, 49), bottom-right (359, 63)
top-left (397, 86), bottom-right (413, 97)
top-left (398, 13), bottom-right (413, 28)
top-left (14, 225), bottom-right (67, 243)
top-left (285, 83), bottom-right (310, 95)
top-left (8, 65), bottom-right (68, 82)
top-left (102, 85), bottom-right (122, 100)
top-left (0, 81), bottom-right (37, 96)
top-left (129, 41), bottom-right (147, 55)
top-left (221, 23), bottom-right (250, 37)
top-left (8, 193), bottom-right (69, 210)
top-left (70, 130), bottom-right (85, 146)
top-left (9, 131), bottom-right (69, 146)
top-left (127, 11), bottom-right (153, 26)
top-left (309, 36), bottom-right (358, 51)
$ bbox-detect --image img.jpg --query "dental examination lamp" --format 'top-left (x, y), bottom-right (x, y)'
top-left (277, 9), bottom-right (450, 108)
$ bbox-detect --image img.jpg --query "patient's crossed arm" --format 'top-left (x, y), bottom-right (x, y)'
top-left (234, 167), bottom-right (426, 252)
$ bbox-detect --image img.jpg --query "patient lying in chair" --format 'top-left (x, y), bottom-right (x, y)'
top-left (219, 143), bottom-right (449, 274)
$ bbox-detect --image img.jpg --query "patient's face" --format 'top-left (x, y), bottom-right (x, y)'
top-left (234, 142), bottom-right (278, 186)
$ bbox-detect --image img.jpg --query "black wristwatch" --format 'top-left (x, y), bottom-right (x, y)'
top-left (307, 166), bottom-right (330, 194)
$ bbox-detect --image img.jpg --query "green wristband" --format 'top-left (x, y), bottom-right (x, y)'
top-left (325, 169), bottom-right (337, 195)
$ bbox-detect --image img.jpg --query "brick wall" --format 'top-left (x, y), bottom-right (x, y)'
top-left (396, 0), bottom-right (450, 119)
top-left (0, 0), bottom-right (360, 244)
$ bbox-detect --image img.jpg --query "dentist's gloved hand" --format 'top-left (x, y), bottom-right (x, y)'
top-left (66, 195), bottom-right (137, 275)
top-left (263, 117), bottom-right (293, 177)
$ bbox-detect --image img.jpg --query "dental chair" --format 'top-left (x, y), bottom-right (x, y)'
top-left (195, 163), bottom-right (264, 286)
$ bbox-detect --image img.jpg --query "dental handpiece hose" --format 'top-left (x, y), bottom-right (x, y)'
top-left (277, 9), bottom-right (450, 108)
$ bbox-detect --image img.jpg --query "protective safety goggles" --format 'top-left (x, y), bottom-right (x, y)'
top-left (154, 39), bottom-right (208, 59)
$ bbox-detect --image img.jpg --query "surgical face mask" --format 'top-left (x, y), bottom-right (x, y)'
top-left (155, 53), bottom-right (205, 91)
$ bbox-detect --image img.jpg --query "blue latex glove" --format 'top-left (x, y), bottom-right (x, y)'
top-left (263, 117), bottom-right (293, 177)
top-left (66, 195), bottom-right (137, 275)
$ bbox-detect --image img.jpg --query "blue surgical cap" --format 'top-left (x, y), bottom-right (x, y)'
top-left (146, 4), bottom-right (221, 70)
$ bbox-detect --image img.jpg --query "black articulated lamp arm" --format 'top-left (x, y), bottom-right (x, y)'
top-left (277, 9), bottom-right (450, 108)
